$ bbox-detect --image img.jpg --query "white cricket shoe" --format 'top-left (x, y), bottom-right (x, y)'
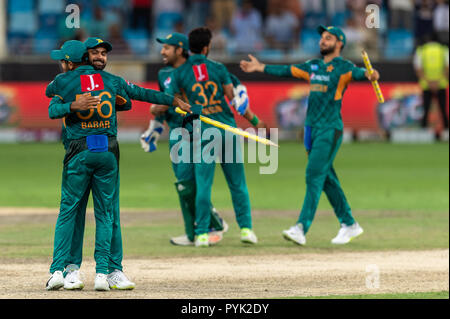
top-left (331, 222), bottom-right (364, 244)
top-left (170, 235), bottom-right (194, 246)
top-left (282, 224), bottom-right (306, 245)
top-left (46, 270), bottom-right (64, 291)
top-left (107, 270), bottom-right (135, 290)
top-left (240, 228), bottom-right (258, 244)
top-left (195, 233), bottom-right (209, 247)
top-left (94, 273), bottom-right (110, 291)
top-left (64, 265), bottom-right (84, 290)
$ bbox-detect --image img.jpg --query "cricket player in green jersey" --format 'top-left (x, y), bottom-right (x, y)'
top-left (141, 33), bottom-right (267, 246)
top-left (240, 25), bottom-right (380, 246)
top-left (47, 37), bottom-right (134, 290)
top-left (45, 40), bottom-right (191, 291)
top-left (140, 33), bottom-right (228, 247)
top-left (166, 27), bottom-right (257, 247)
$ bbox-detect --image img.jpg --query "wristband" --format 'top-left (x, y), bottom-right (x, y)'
top-left (250, 115), bottom-right (259, 126)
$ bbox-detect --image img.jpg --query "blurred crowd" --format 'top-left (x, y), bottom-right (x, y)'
top-left (5, 0), bottom-right (449, 61)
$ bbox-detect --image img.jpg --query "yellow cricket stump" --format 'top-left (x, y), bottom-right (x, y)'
top-left (175, 107), bottom-right (279, 148)
top-left (361, 50), bottom-right (385, 103)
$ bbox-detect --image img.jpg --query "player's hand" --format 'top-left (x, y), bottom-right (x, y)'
top-left (173, 97), bottom-right (192, 113)
top-left (181, 113), bottom-right (200, 128)
top-left (255, 120), bottom-right (270, 139)
top-left (151, 104), bottom-right (169, 116)
top-left (70, 94), bottom-right (100, 111)
top-left (240, 54), bottom-right (265, 73)
top-left (366, 69), bottom-right (380, 82)
top-left (140, 120), bottom-right (164, 153)
top-left (231, 84), bottom-right (249, 115)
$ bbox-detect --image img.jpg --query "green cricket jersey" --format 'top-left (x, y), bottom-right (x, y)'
top-left (166, 54), bottom-right (236, 127)
top-left (265, 56), bottom-right (367, 130)
top-left (156, 63), bottom-right (242, 129)
top-left (49, 87), bottom-right (132, 150)
top-left (46, 65), bottom-right (175, 141)
top-left (155, 66), bottom-right (184, 129)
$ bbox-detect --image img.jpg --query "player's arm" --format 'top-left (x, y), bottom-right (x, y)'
top-left (48, 95), bottom-right (71, 119)
top-left (118, 77), bottom-right (191, 113)
top-left (350, 64), bottom-right (380, 82)
top-left (48, 93), bottom-right (99, 119)
top-left (240, 54), bottom-right (310, 81)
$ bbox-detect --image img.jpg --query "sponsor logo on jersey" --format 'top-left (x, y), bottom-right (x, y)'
top-left (310, 73), bottom-right (330, 82)
top-left (311, 64), bottom-right (318, 71)
top-left (192, 64), bottom-right (209, 82)
top-left (80, 73), bottom-right (104, 92)
top-left (164, 76), bottom-right (172, 88)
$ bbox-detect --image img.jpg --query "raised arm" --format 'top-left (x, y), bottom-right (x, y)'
top-left (118, 77), bottom-right (191, 113)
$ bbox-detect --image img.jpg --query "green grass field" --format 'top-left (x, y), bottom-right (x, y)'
top-left (0, 141), bottom-right (448, 299)
top-left (0, 141), bottom-right (448, 212)
top-left (0, 141), bottom-right (448, 256)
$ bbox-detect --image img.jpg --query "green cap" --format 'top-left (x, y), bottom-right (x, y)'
top-left (156, 32), bottom-right (188, 51)
top-left (50, 40), bottom-right (87, 62)
top-left (84, 37), bottom-right (113, 52)
top-left (317, 25), bottom-right (346, 48)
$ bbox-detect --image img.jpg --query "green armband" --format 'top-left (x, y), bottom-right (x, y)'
top-left (250, 115), bottom-right (259, 126)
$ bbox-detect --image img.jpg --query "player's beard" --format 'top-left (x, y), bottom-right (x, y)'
top-left (320, 44), bottom-right (336, 56)
top-left (163, 53), bottom-right (178, 67)
top-left (91, 59), bottom-right (106, 70)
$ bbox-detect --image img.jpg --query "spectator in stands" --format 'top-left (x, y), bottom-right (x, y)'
top-left (185, 0), bottom-right (211, 31)
top-left (341, 16), bottom-right (366, 60)
top-left (433, 0), bottom-right (449, 45)
top-left (413, 32), bottom-right (449, 129)
top-left (285, 0), bottom-right (304, 20)
top-left (206, 17), bottom-right (228, 58)
top-left (415, 0), bottom-right (435, 44)
top-left (152, 0), bottom-right (184, 33)
top-left (86, 6), bottom-right (111, 38)
top-left (389, 0), bottom-right (415, 30)
top-left (230, 0), bottom-right (263, 54)
top-left (252, 0), bottom-right (269, 21)
top-left (264, 0), bottom-right (300, 52)
top-left (211, 0), bottom-right (237, 31)
top-left (346, 0), bottom-right (367, 27)
top-left (299, 0), bottom-right (325, 29)
top-left (108, 23), bottom-right (132, 55)
top-left (130, 0), bottom-right (153, 30)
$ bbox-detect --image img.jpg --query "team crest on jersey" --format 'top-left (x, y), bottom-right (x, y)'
top-left (311, 64), bottom-right (318, 71)
top-left (164, 76), bottom-right (172, 88)
top-left (192, 64), bottom-right (209, 82)
top-left (80, 73), bottom-right (104, 92)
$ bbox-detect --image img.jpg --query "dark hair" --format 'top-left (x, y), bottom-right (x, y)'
top-left (181, 49), bottom-right (190, 59)
top-left (189, 27), bottom-right (212, 54)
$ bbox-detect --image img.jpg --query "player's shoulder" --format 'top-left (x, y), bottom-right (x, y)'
top-left (335, 57), bottom-right (357, 68)
top-left (98, 70), bottom-right (128, 87)
top-left (206, 58), bottom-right (227, 69)
top-left (158, 66), bottom-right (175, 77)
top-left (97, 70), bottom-right (117, 80)
top-left (52, 71), bottom-right (71, 83)
top-left (159, 66), bottom-right (174, 73)
top-left (304, 58), bottom-right (322, 65)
